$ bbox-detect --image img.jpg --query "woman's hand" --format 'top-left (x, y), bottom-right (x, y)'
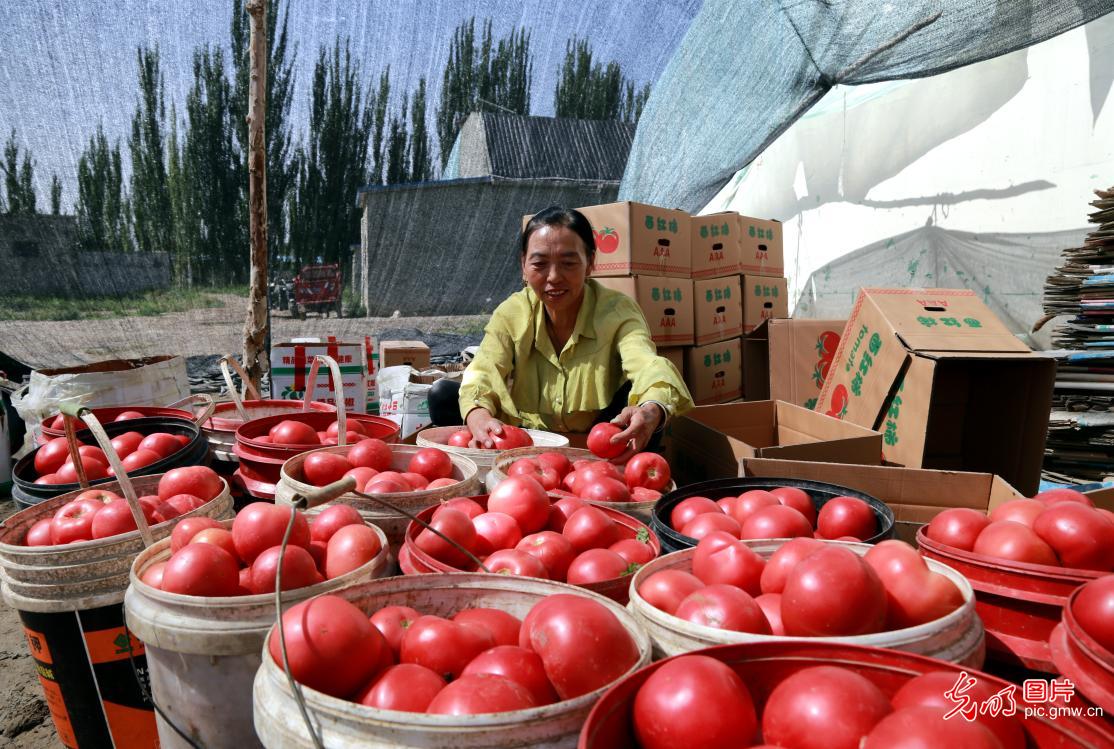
top-left (607, 402), bottom-right (664, 464)
top-left (465, 407), bottom-right (505, 449)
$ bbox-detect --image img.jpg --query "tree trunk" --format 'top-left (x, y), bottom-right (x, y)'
top-left (242, 0), bottom-right (269, 390)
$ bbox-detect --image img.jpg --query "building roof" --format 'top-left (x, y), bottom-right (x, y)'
top-left (474, 113), bottom-right (635, 182)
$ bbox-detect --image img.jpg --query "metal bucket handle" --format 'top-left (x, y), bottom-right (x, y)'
top-left (304, 355), bottom-right (347, 445)
top-left (58, 404), bottom-right (155, 548)
top-left (167, 393), bottom-right (217, 427)
top-left (218, 356), bottom-right (261, 421)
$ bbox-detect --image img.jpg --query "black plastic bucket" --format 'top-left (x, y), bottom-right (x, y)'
top-left (651, 476), bottom-right (895, 553)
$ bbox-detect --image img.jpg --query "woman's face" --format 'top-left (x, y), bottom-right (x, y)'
top-left (521, 224), bottom-right (592, 317)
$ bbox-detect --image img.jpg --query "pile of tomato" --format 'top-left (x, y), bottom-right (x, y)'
top-left (138, 502), bottom-right (382, 597)
top-left (268, 592), bottom-right (640, 715)
top-left (446, 425), bottom-right (534, 449)
top-left (414, 476), bottom-right (657, 585)
top-left (668, 487), bottom-right (878, 542)
top-left (639, 536), bottom-right (962, 636)
top-left (296, 443), bottom-right (464, 494)
top-left (630, 655), bottom-right (1024, 749)
top-left (31, 430), bottom-right (192, 484)
top-left (1070, 575), bottom-right (1114, 656)
top-left (255, 418), bottom-right (381, 447)
top-left (23, 466), bottom-right (223, 546)
top-left (925, 487), bottom-right (1114, 570)
top-left (505, 450), bottom-right (671, 505)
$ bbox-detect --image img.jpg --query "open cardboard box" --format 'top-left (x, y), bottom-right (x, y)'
top-left (666, 400), bottom-right (881, 487)
top-left (743, 318), bottom-right (846, 408)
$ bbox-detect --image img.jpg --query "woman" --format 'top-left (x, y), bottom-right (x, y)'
top-left (429, 206), bottom-right (693, 461)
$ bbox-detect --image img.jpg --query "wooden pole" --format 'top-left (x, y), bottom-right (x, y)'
top-left (242, 0), bottom-right (269, 391)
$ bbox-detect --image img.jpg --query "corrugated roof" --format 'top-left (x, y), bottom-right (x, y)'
top-left (479, 113), bottom-right (635, 182)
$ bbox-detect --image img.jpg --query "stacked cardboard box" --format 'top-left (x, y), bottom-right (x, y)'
top-left (738, 216), bottom-right (788, 334)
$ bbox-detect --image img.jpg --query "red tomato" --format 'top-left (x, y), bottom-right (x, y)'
top-left (427, 673), bottom-right (537, 715)
top-left (370, 605), bottom-right (422, 655)
top-left (768, 486), bottom-right (817, 526)
top-left (624, 452), bottom-right (671, 491)
top-left (536, 451), bottom-right (571, 476)
top-left (268, 420), bottom-right (320, 445)
top-left (50, 498), bottom-right (105, 544)
top-left (171, 516), bottom-right (222, 552)
top-left (692, 531), bottom-right (765, 595)
top-left (534, 466), bottom-right (561, 491)
top-left (492, 425), bottom-right (533, 450)
top-left (56, 457), bottom-right (109, 484)
top-left (579, 477), bottom-right (631, 503)
top-left (348, 438), bottom-right (393, 470)
top-left (632, 654), bottom-right (757, 749)
top-left (488, 475), bottom-right (550, 534)
top-left (567, 548), bottom-right (632, 584)
top-left (484, 548), bottom-right (549, 578)
top-left (139, 495), bottom-right (178, 523)
top-left (630, 487), bottom-right (662, 502)
top-left (1033, 503), bottom-right (1114, 570)
top-left (138, 432), bottom-right (181, 458)
top-left (682, 512), bottom-right (741, 540)
top-left (863, 706), bottom-right (1003, 748)
top-left (49, 414), bottom-right (66, 429)
top-left (88, 499), bottom-right (152, 539)
top-left (141, 561), bottom-right (166, 589)
top-left (988, 498), bottom-right (1045, 528)
top-left (162, 543), bottom-right (241, 596)
top-left (34, 437), bottom-right (79, 475)
top-left (33, 473), bottom-right (63, 485)
top-left (1035, 487), bottom-right (1093, 507)
top-left (401, 615), bottom-right (495, 680)
top-left (562, 506), bottom-right (620, 552)
top-left (973, 520), bottom-right (1059, 566)
top-left (398, 472), bottom-right (430, 490)
top-left (891, 671), bottom-right (1026, 749)
top-left (415, 508), bottom-right (479, 568)
top-left (157, 466), bottom-right (222, 502)
top-left (307, 541), bottom-right (327, 573)
top-left (763, 666), bottom-right (892, 749)
top-left (782, 546), bottom-right (887, 636)
top-left (461, 645), bottom-right (559, 705)
top-left (303, 452), bottom-right (354, 487)
top-left (114, 410), bottom-right (147, 421)
top-left (587, 422), bottom-right (626, 459)
top-left (817, 496), bottom-right (876, 540)
top-left (1073, 575), bottom-right (1114, 654)
top-left (434, 496), bottom-right (485, 521)
top-left (519, 594), bottom-right (639, 699)
top-left (447, 429), bottom-right (473, 447)
top-left (728, 490), bottom-right (780, 526)
top-left (760, 537), bottom-right (824, 595)
top-left (610, 537), bottom-right (656, 566)
top-left (63, 445), bottom-right (108, 466)
top-left (364, 477), bottom-right (409, 494)
top-left (356, 663), bottom-right (446, 712)
top-left (231, 502), bottom-right (311, 564)
top-left (408, 447), bottom-right (452, 481)
top-left (325, 524), bottom-right (382, 579)
top-left (165, 493), bottom-right (206, 517)
top-left (925, 508), bottom-right (990, 551)
top-left (472, 511), bottom-right (523, 554)
top-left (269, 594), bottom-right (386, 698)
top-left (328, 419), bottom-right (369, 437)
top-left (24, 518), bottom-right (54, 546)
top-left (740, 505), bottom-right (813, 540)
top-left (110, 431), bottom-right (144, 459)
top-left (638, 569), bottom-right (705, 615)
top-left (755, 593), bottom-right (785, 635)
top-left (576, 461), bottom-right (624, 485)
top-left (452, 608), bottom-right (523, 648)
top-left (309, 504), bottom-right (364, 543)
top-left (546, 496), bottom-right (587, 532)
top-left (119, 448), bottom-right (158, 473)
top-left (189, 528), bottom-right (239, 559)
top-left (516, 531), bottom-right (577, 580)
top-left (74, 488), bottom-right (120, 503)
top-left (507, 458), bottom-right (540, 478)
top-left (249, 545), bottom-right (322, 593)
top-left (427, 477), bottom-right (458, 489)
top-left (675, 584), bottom-right (770, 633)
top-left (670, 496), bottom-right (721, 530)
top-left (864, 541), bottom-right (964, 628)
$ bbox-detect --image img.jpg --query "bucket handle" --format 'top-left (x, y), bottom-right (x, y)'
top-left (219, 356), bottom-right (260, 421)
top-left (59, 404), bottom-right (155, 548)
top-left (304, 355), bottom-right (347, 445)
top-left (167, 393), bottom-right (217, 427)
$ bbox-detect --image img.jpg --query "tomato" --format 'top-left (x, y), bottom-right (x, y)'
top-left (740, 505), bottom-right (813, 540)
top-left (162, 543), bottom-right (241, 597)
top-left (268, 420), bottom-right (319, 445)
top-left (925, 508), bottom-right (990, 551)
top-left (508, 458), bottom-right (540, 478)
top-left (516, 531), bottom-right (577, 580)
top-left (520, 594), bottom-right (639, 699)
top-left (24, 518), bottom-right (54, 546)
top-left (769, 486), bottom-right (817, 526)
top-left (427, 477), bottom-right (459, 489)
top-left (972, 520), bottom-right (1059, 566)
top-left (231, 502), bottom-right (311, 564)
top-left (370, 605), bottom-right (422, 655)
top-left (171, 516), bottom-right (223, 552)
top-left (401, 615), bottom-right (495, 680)
top-left (488, 475), bottom-right (550, 534)
top-left (63, 445), bottom-right (108, 467)
top-left (302, 452), bottom-right (353, 487)
top-left (624, 452), bottom-right (671, 491)
top-left (110, 431), bottom-right (144, 459)
top-left (165, 493), bottom-right (206, 516)
top-left (472, 511), bottom-right (523, 554)
top-left (670, 496), bottom-right (721, 530)
top-left (138, 432), bottom-right (181, 458)
top-left (492, 425), bottom-right (533, 450)
top-left (372, 470), bottom-right (411, 489)
top-left (114, 410), bottom-right (147, 421)
top-left (533, 466), bottom-right (561, 491)
top-left (86, 498), bottom-right (152, 540)
top-left (760, 537), bottom-right (824, 594)
top-left (988, 498), bottom-right (1045, 528)
top-left (891, 671), bottom-right (1026, 749)
top-left (1073, 576), bottom-right (1114, 654)
top-left (638, 569), bottom-right (705, 615)
top-left (141, 561), bottom-right (166, 589)
top-left (567, 548), bottom-right (633, 584)
top-left (50, 498), bottom-right (105, 544)
top-left (682, 512), bottom-right (741, 539)
top-left (434, 496), bottom-right (485, 521)
top-left (427, 673), bottom-right (537, 714)
top-left (632, 654), bottom-right (757, 749)
top-left (348, 438), bottom-right (393, 470)
top-left (309, 503), bottom-right (364, 543)
top-left (249, 545), bottom-right (322, 593)
top-left (328, 419), bottom-right (368, 437)
top-left (399, 472), bottom-right (430, 490)
top-left (864, 541), bottom-right (963, 628)
top-left (762, 665), bottom-right (892, 749)
top-left (727, 490), bottom-right (780, 526)
top-left (357, 663), bottom-right (446, 712)
top-left (579, 476), bottom-right (631, 503)
top-left (755, 593), bottom-right (784, 635)
top-left (675, 584), bottom-right (770, 633)
top-left (415, 508), bottom-right (479, 568)
top-left (610, 537), bottom-right (656, 566)
top-left (630, 487), bottom-right (662, 502)
top-left (1035, 487), bottom-right (1093, 507)
top-left (817, 496), bottom-right (876, 540)
top-left (462, 645), bottom-right (559, 705)
top-left (484, 548), bottom-right (549, 578)
top-left (75, 488), bottom-right (120, 503)
top-left (546, 496), bottom-right (587, 532)
top-left (1032, 503), bottom-right (1114, 570)
top-left (34, 437), bottom-right (80, 475)
top-left (364, 477), bottom-right (409, 494)
top-left (863, 706), bottom-right (1002, 748)
top-left (562, 506), bottom-right (620, 552)
top-left (692, 531), bottom-right (765, 595)
top-left (325, 524), bottom-right (382, 578)
top-left (158, 466), bottom-right (222, 502)
top-left (189, 527), bottom-right (239, 559)
top-left (56, 457), bottom-right (109, 483)
top-left (408, 447), bottom-right (452, 481)
top-left (447, 429), bottom-right (473, 447)
top-left (33, 473), bottom-right (64, 485)
top-left (781, 546), bottom-right (887, 636)
top-left (269, 594), bottom-right (386, 698)
top-left (452, 608), bottom-right (523, 648)
top-left (536, 451), bottom-right (571, 476)
top-left (587, 422), bottom-right (626, 459)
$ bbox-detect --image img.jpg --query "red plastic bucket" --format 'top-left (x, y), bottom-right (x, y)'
top-left (1050, 585), bottom-right (1114, 714)
top-left (579, 641), bottom-right (1114, 749)
top-left (232, 467), bottom-right (276, 502)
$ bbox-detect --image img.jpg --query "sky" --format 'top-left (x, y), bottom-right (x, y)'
top-left (0, 0), bottom-right (702, 212)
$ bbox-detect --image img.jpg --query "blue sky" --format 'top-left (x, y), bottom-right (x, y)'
top-left (0, 0), bottom-right (701, 210)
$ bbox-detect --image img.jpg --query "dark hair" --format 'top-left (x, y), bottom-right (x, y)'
top-left (520, 206), bottom-right (596, 265)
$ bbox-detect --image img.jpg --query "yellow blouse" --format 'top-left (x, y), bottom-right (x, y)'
top-left (459, 279), bottom-right (694, 432)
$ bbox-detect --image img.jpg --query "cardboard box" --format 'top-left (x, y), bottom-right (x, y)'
top-left (694, 276), bottom-right (743, 345)
top-left (594, 275), bottom-right (695, 346)
top-left (739, 216), bottom-right (784, 276)
top-left (575, 201), bottom-right (691, 278)
top-left (742, 275), bottom-right (789, 333)
top-left (685, 338), bottom-right (742, 405)
top-left (743, 319), bottom-right (846, 408)
top-left (815, 288), bottom-right (1056, 495)
top-left (666, 400), bottom-right (882, 486)
top-left (691, 213), bottom-right (741, 279)
top-left (658, 347), bottom-right (686, 376)
top-left (270, 339), bottom-right (367, 413)
top-left (364, 336), bottom-right (379, 413)
top-left (379, 340), bottom-right (431, 370)
top-left (742, 458), bottom-right (1025, 544)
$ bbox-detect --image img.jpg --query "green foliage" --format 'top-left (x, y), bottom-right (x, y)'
top-left (50, 175), bottom-right (62, 214)
top-left (385, 97), bottom-right (409, 185)
top-left (0, 287), bottom-right (243, 321)
top-left (2, 130), bottom-right (37, 215)
top-left (129, 46), bottom-right (173, 253)
top-left (409, 78), bottom-right (433, 182)
top-left (76, 125), bottom-right (131, 251)
top-left (554, 37), bottom-right (650, 124)
top-left (369, 67), bottom-right (391, 185)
